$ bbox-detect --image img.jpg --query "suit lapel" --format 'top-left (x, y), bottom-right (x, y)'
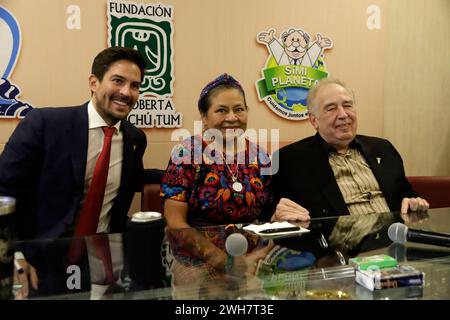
top-left (120, 121), bottom-right (134, 190)
top-left (69, 104), bottom-right (89, 191)
top-left (357, 136), bottom-right (389, 194)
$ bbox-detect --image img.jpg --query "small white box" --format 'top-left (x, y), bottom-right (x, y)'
top-left (355, 265), bottom-right (424, 291)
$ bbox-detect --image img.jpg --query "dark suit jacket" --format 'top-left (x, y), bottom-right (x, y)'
top-left (0, 103), bottom-right (161, 241)
top-left (270, 133), bottom-right (417, 218)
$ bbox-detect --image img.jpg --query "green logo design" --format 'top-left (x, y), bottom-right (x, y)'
top-left (108, 0), bottom-right (181, 128)
top-left (256, 28), bottom-right (333, 120)
top-left (109, 17), bottom-right (173, 96)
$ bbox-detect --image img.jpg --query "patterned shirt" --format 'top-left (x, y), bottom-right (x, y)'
top-left (161, 135), bottom-right (272, 226)
top-left (328, 147), bottom-right (390, 216)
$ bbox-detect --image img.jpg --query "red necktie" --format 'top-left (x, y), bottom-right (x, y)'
top-left (75, 126), bottom-right (116, 237)
top-left (67, 127), bottom-right (116, 281)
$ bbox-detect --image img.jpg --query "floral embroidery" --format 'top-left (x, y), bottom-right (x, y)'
top-left (161, 135), bottom-right (272, 225)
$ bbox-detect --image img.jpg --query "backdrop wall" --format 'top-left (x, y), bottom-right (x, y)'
top-left (1, 0), bottom-right (448, 215)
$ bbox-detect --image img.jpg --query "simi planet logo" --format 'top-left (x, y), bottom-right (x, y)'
top-left (255, 27), bottom-right (332, 120)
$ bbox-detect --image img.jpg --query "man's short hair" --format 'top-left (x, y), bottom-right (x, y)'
top-left (91, 46), bottom-right (147, 82)
top-left (307, 77), bottom-right (354, 114)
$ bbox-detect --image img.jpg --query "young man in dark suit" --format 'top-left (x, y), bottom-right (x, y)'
top-left (0, 46), bottom-right (162, 297)
top-left (271, 78), bottom-right (429, 222)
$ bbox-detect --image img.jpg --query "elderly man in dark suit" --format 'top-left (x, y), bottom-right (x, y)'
top-left (271, 78), bottom-right (429, 222)
top-left (0, 46), bottom-right (162, 297)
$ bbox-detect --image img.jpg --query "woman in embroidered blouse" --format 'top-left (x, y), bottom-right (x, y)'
top-left (161, 74), bottom-right (273, 229)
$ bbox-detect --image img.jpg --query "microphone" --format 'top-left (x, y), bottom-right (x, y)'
top-left (388, 242), bottom-right (450, 262)
top-left (225, 233), bottom-right (248, 257)
top-left (388, 222), bottom-right (450, 248)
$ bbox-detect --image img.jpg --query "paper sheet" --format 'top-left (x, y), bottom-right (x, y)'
top-left (243, 221), bottom-right (309, 239)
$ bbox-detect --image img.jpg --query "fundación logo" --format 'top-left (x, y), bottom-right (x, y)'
top-left (107, 0), bottom-right (182, 128)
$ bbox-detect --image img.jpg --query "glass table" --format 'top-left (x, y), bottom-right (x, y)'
top-left (6, 208), bottom-right (450, 300)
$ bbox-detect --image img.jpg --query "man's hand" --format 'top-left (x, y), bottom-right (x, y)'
top-left (13, 258), bottom-right (38, 299)
top-left (271, 198), bottom-right (310, 222)
top-left (401, 197), bottom-right (429, 215)
top-left (401, 209), bottom-right (429, 224)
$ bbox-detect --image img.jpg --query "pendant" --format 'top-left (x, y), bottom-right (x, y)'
top-left (232, 181), bottom-right (243, 192)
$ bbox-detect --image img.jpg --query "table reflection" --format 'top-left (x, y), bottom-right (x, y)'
top-left (9, 208), bottom-right (450, 300)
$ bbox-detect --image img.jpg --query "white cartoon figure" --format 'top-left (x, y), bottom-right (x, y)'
top-left (257, 28), bottom-right (332, 67)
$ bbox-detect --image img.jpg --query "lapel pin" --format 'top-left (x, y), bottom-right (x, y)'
top-left (376, 157), bottom-right (381, 164)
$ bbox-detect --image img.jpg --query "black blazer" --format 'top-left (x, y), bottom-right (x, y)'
top-left (0, 103), bottom-right (156, 240)
top-left (271, 133), bottom-right (416, 218)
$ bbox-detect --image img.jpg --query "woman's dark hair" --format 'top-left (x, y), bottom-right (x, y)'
top-left (197, 73), bottom-right (247, 115)
top-left (91, 46), bottom-right (147, 82)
